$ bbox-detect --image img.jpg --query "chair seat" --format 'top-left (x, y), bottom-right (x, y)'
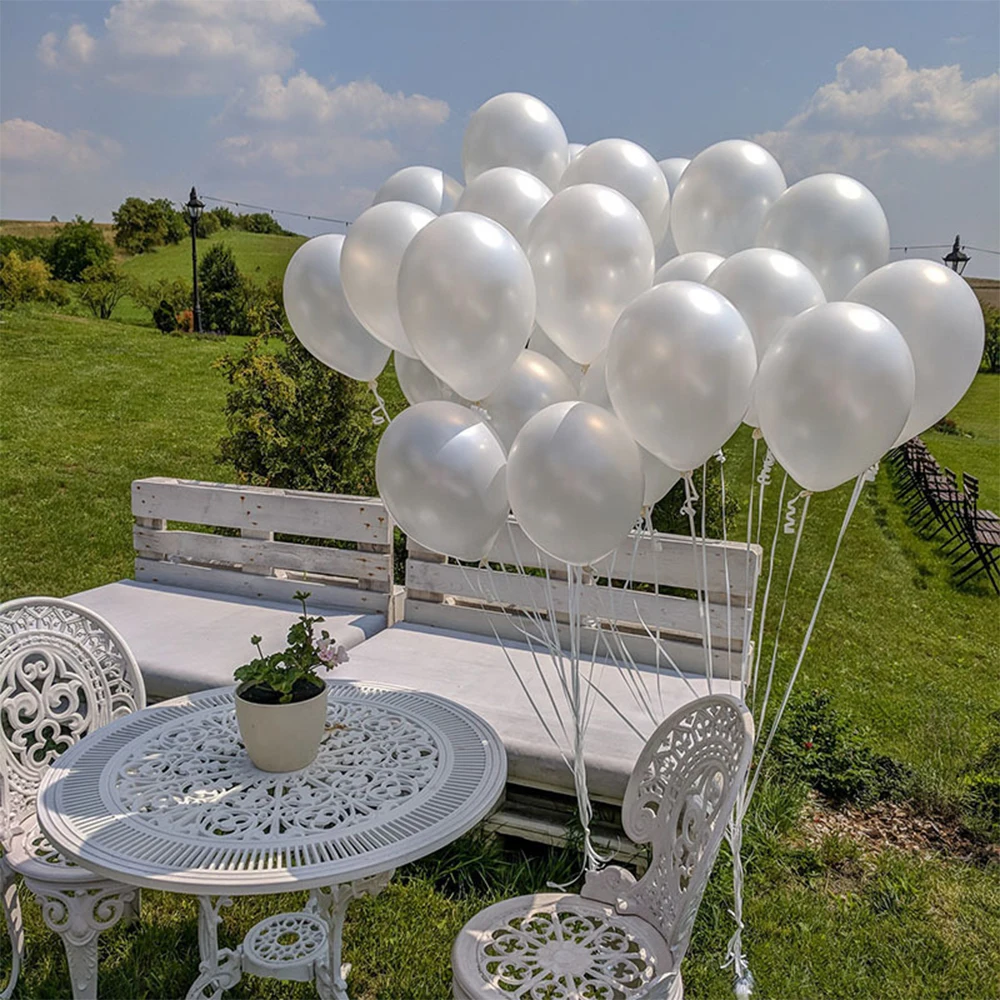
top-left (69, 580), bottom-right (386, 700)
top-left (338, 623), bottom-right (709, 803)
top-left (6, 815), bottom-right (101, 884)
top-left (451, 892), bottom-right (680, 1000)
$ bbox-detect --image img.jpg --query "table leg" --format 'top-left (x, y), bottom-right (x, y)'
top-left (308, 871), bottom-right (394, 1000)
top-left (185, 896), bottom-right (242, 1000)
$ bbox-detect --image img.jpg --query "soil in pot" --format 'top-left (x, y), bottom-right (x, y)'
top-left (238, 677), bottom-right (324, 705)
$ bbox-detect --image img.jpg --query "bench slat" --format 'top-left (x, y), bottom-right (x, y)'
top-left (480, 521), bottom-right (760, 599)
top-left (133, 527), bottom-right (391, 583)
top-left (134, 558), bottom-right (389, 614)
top-left (132, 478), bottom-right (390, 544)
top-left (403, 600), bottom-right (741, 680)
top-left (405, 560), bottom-right (746, 648)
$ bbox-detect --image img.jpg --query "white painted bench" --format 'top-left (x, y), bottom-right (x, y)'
top-left (70, 478), bottom-right (402, 700)
top-left (339, 520), bottom-right (761, 848)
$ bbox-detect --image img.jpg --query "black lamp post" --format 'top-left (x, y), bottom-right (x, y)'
top-left (943, 235), bottom-right (970, 275)
top-left (185, 186), bottom-right (205, 333)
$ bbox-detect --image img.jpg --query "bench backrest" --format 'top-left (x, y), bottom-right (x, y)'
top-left (404, 519), bottom-right (761, 679)
top-left (131, 478), bottom-right (400, 621)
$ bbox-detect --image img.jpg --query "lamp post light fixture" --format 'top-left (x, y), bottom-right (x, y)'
top-left (943, 235), bottom-right (970, 275)
top-left (185, 186), bottom-right (205, 333)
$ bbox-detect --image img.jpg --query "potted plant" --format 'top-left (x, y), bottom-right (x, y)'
top-left (233, 590), bottom-right (349, 771)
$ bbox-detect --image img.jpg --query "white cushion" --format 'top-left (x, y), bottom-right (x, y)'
top-left (338, 623), bottom-right (708, 803)
top-left (69, 581), bottom-right (385, 700)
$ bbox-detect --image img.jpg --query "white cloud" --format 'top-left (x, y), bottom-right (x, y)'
top-left (0, 118), bottom-right (122, 171)
top-left (217, 72), bottom-right (450, 180)
top-left (37, 0), bottom-right (323, 96)
top-left (755, 46), bottom-right (999, 177)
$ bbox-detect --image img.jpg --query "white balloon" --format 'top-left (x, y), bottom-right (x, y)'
top-left (654, 251), bottom-right (724, 286)
top-left (578, 350), bottom-right (681, 508)
top-left (340, 201), bottom-right (435, 357)
top-left (376, 401), bottom-right (508, 561)
top-left (527, 183), bottom-right (655, 365)
top-left (707, 248), bottom-right (826, 426)
top-left (757, 173), bottom-right (890, 300)
top-left (283, 235), bottom-right (390, 382)
top-left (373, 165), bottom-right (463, 214)
top-left (398, 212), bottom-right (535, 401)
top-left (462, 92), bottom-right (569, 190)
top-left (670, 140), bottom-right (786, 256)
top-left (607, 281), bottom-right (757, 471)
top-left (560, 138), bottom-right (671, 243)
top-left (847, 259), bottom-right (984, 444)
top-left (528, 325), bottom-right (585, 389)
top-left (394, 351), bottom-right (467, 406)
top-left (568, 142), bottom-right (586, 160)
top-left (507, 401), bottom-right (643, 565)
top-left (657, 157), bottom-right (690, 193)
top-left (456, 167), bottom-right (552, 247)
top-left (755, 302), bottom-right (915, 492)
top-left (481, 349), bottom-right (576, 450)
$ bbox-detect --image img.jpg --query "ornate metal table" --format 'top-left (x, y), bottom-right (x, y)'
top-left (36, 681), bottom-right (507, 999)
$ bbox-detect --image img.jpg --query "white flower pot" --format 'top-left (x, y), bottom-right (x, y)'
top-left (234, 682), bottom-right (327, 772)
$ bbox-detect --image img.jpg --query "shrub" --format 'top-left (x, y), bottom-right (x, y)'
top-left (199, 242), bottom-right (243, 334)
top-left (44, 279), bottom-right (73, 308)
top-left (236, 212), bottom-right (289, 236)
top-left (78, 260), bottom-right (133, 320)
top-left (0, 251), bottom-right (54, 307)
top-left (982, 305), bottom-right (1000, 374)
top-left (153, 300), bottom-right (177, 332)
top-left (215, 330), bottom-right (380, 495)
top-left (176, 309), bottom-right (195, 333)
top-left (112, 197), bottom-right (186, 254)
top-left (49, 216), bottom-right (113, 281)
top-left (769, 689), bottom-right (912, 806)
top-left (0, 234), bottom-right (54, 264)
top-left (196, 211), bottom-right (221, 239)
top-left (208, 206), bottom-right (237, 229)
top-left (133, 276), bottom-right (191, 327)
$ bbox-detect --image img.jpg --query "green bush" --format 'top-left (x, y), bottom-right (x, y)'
top-left (769, 689), bottom-right (913, 805)
top-left (208, 206), bottom-right (237, 229)
top-left (0, 250), bottom-right (54, 307)
top-left (236, 212), bottom-right (290, 236)
top-left (0, 233), bottom-right (54, 264)
top-left (78, 260), bottom-right (133, 320)
top-left (199, 243), bottom-right (243, 334)
top-left (982, 305), bottom-right (999, 374)
top-left (133, 276), bottom-right (191, 328)
top-left (112, 197), bottom-right (186, 255)
top-left (49, 216), bottom-right (113, 282)
top-left (215, 331), bottom-right (380, 495)
top-left (196, 212), bottom-right (221, 239)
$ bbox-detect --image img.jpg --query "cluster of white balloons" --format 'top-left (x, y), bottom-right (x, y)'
top-left (284, 91), bottom-right (985, 568)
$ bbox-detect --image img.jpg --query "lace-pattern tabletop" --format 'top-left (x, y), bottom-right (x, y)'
top-left (36, 682), bottom-right (507, 895)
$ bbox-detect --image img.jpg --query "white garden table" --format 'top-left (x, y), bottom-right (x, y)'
top-left (35, 680), bottom-right (507, 999)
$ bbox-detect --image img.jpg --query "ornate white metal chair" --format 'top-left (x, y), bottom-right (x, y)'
top-left (1, 597), bottom-right (146, 1000)
top-left (451, 695), bottom-right (753, 1000)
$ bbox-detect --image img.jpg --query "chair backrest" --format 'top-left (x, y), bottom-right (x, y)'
top-left (130, 477), bottom-right (401, 621)
top-left (404, 520), bottom-right (761, 679)
top-left (0, 598), bottom-right (146, 830)
top-left (615, 694), bottom-right (753, 968)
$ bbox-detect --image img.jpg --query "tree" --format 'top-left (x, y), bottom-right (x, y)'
top-left (78, 260), bottom-right (132, 319)
top-left (237, 212), bottom-right (290, 236)
top-left (208, 206), bottom-right (237, 229)
top-left (982, 304), bottom-right (1000, 374)
top-left (215, 331), bottom-right (380, 495)
top-left (196, 211), bottom-right (221, 239)
top-left (113, 197), bottom-right (186, 254)
top-left (199, 242), bottom-right (244, 334)
top-left (49, 216), bottom-right (112, 281)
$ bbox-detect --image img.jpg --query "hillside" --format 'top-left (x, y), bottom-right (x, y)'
top-left (0, 218), bottom-right (116, 245)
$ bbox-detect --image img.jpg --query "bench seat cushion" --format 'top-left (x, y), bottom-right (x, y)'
top-left (69, 580), bottom-right (386, 700)
top-left (338, 622), bottom-right (709, 804)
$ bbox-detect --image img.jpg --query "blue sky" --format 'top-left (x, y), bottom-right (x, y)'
top-left (2, 1), bottom-right (998, 276)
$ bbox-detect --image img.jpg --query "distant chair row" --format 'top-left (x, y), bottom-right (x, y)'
top-left (889, 439), bottom-right (1000, 593)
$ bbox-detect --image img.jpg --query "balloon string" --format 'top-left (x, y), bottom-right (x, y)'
top-left (682, 473), bottom-right (714, 691)
top-left (743, 472), bottom-right (867, 813)
top-left (750, 473), bottom-right (787, 713)
top-left (367, 379), bottom-right (391, 426)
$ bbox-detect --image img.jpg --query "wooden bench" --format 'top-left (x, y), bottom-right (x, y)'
top-left (70, 478), bottom-right (402, 700)
top-left (339, 519), bottom-right (761, 851)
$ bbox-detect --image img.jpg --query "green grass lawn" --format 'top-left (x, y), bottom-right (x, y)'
top-left (1, 305), bottom-right (998, 998)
